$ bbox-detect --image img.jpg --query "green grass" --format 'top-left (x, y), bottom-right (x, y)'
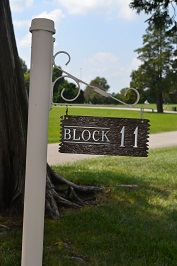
top-left (48, 105), bottom-right (177, 143)
top-left (137, 103), bottom-right (177, 111)
top-left (1, 147), bottom-right (177, 265)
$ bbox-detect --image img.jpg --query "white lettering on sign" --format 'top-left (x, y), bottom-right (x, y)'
top-left (81, 129), bottom-right (91, 141)
top-left (133, 126), bottom-right (139, 148)
top-left (63, 126), bottom-right (110, 144)
top-left (73, 128), bottom-right (80, 141)
top-left (101, 131), bottom-right (109, 142)
top-left (64, 128), bottom-right (71, 140)
top-left (119, 126), bottom-right (139, 148)
top-left (120, 126), bottom-right (125, 147)
top-left (92, 130), bottom-right (100, 141)
top-left (64, 126), bottom-right (140, 147)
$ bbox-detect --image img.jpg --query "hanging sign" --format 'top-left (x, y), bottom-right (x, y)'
top-left (59, 115), bottom-right (150, 157)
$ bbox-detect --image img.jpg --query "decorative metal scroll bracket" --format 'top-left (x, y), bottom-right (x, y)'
top-left (51, 51), bottom-right (140, 108)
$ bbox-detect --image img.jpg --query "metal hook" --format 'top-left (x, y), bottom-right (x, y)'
top-left (52, 50), bottom-right (140, 106)
top-left (124, 88), bottom-right (140, 105)
top-left (60, 75), bottom-right (81, 102)
top-left (140, 106), bottom-right (144, 119)
top-left (53, 51), bottom-right (71, 67)
top-left (52, 74), bottom-right (81, 102)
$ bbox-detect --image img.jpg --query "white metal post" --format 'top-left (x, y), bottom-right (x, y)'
top-left (21, 18), bottom-right (55, 266)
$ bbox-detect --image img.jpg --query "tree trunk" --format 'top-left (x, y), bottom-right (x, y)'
top-left (156, 89), bottom-right (163, 113)
top-left (0, 0), bottom-right (28, 212)
top-left (0, 0), bottom-right (100, 218)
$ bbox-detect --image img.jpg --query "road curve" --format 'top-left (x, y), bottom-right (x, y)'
top-left (47, 131), bottom-right (177, 165)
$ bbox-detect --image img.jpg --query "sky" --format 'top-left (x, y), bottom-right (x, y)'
top-left (10, 0), bottom-right (149, 93)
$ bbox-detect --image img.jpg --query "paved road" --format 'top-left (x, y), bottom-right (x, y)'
top-left (47, 131), bottom-right (177, 165)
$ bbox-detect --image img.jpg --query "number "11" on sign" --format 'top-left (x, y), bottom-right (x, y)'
top-left (120, 126), bottom-right (139, 148)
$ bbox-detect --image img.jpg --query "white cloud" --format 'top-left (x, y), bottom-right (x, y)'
top-left (89, 52), bottom-right (118, 65)
top-left (82, 51), bottom-right (126, 91)
top-left (81, 52), bottom-right (143, 92)
top-left (87, 52), bottom-right (119, 74)
top-left (55, 0), bottom-right (100, 15)
top-left (13, 9), bottom-right (64, 31)
top-left (117, 0), bottom-right (136, 20)
top-left (13, 19), bottom-right (31, 28)
top-left (130, 57), bottom-right (141, 70)
top-left (10, 0), bottom-right (33, 12)
top-left (35, 9), bottom-right (65, 25)
top-left (18, 33), bottom-right (31, 48)
top-left (55, 0), bottom-right (136, 20)
top-left (16, 9), bottom-right (64, 49)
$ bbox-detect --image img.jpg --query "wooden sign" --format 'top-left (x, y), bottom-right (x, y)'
top-left (59, 115), bottom-right (150, 157)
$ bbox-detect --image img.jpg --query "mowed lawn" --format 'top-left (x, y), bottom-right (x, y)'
top-left (1, 146), bottom-right (177, 265)
top-left (48, 105), bottom-right (177, 143)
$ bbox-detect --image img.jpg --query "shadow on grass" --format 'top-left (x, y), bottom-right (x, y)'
top-left (43, 178), bottom-right (177, 265)
top-left (50, 149), bottom-right (177, 265)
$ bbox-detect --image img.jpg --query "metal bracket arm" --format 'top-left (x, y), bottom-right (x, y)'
top-left (52, 51), bottom-right (140, 106)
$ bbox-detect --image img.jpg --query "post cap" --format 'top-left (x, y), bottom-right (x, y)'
top-left (30, 18), bottom-right (55, 34)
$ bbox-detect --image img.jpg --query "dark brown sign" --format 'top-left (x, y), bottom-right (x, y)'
top-left (59, 115), bottom-right (150, 157)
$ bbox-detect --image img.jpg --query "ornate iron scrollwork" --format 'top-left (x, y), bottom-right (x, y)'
top-left (52, 51), bottom-right (140, 106)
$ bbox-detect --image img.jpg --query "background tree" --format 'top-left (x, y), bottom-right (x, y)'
top-left (53, 79), bottom-right (84, 103)
top-left (130, 21), bottom-right (177, 112)
top-left (24, 71), bottom-right (30, 94)
top-left (130, 68), bottom-right (149, 103)
top-left (20, 58), bottom-right (28, 74)
top-left (84, 77), bottom-right (110, 104)
top-left (21, 59), bottom-right (30, 94)
top-left (52, 66), bottom-right (64, 102)
top-left (0, 0), bottom-right (98, 218)
top-left (52, 66), bottom-right (84, 103)
top-left (130, 0), bottom-right (177, 33)
top-left (113, 87), bottom-right (143, 105)
top-left (21, 63), bottom-right (85, 104)
top-left (163, 65), bottom-right (177, 103)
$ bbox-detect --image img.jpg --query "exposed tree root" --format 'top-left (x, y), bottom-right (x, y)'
top-left (45, 165), bottom-right (103, 219)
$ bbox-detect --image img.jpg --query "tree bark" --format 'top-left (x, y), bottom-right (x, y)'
top-left (0, 0), bottom-right (28, 211)
top-left (0, 0), bottom-right (100, 217)
top-left (156, 89), bottom-right (163, 113)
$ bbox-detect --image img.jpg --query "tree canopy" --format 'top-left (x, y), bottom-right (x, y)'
top-left (52, 66), bottom-right (84, 103)
top-left (130, 20), bottom-right (177, 112)
top-left (130, 0), bottom-right (177, 32)
top-left (84, 77), bottom-right (111, 104)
